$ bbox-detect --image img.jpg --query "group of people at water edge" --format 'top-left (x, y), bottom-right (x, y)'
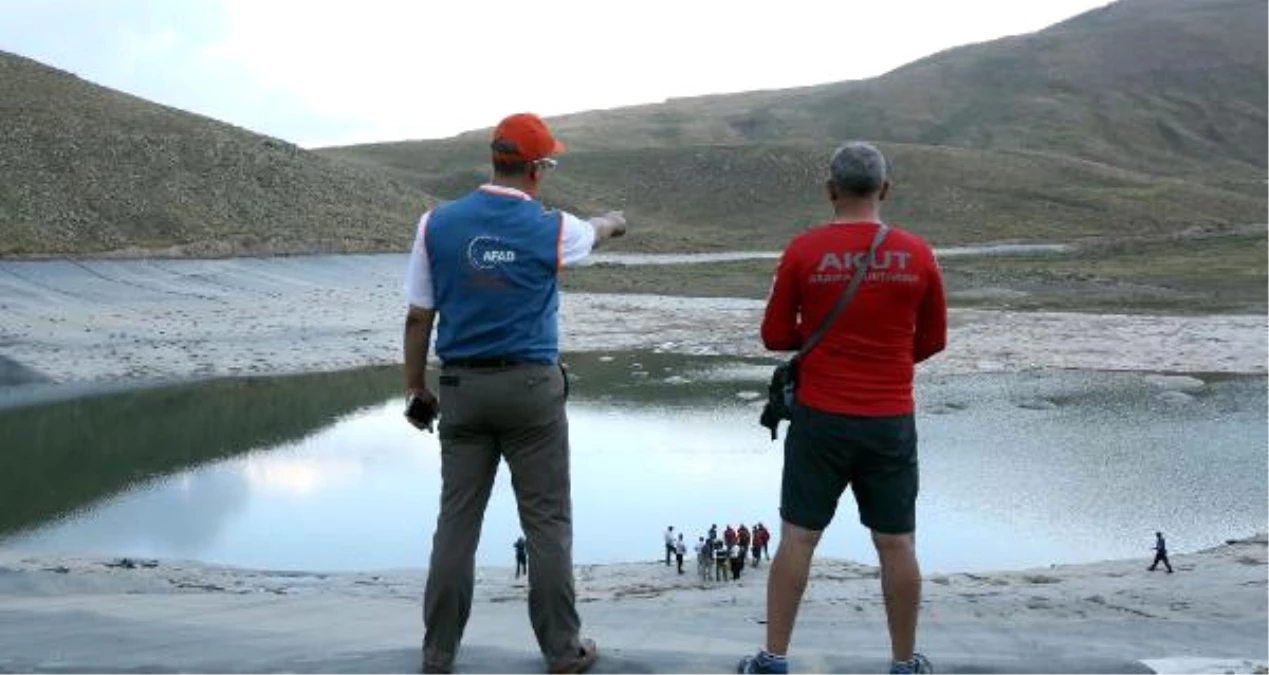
top-left (663, 524), bottom-right (774, 582)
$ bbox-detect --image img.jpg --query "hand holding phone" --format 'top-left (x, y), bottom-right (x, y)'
top-left (405, 390), bottom-right (439, 432)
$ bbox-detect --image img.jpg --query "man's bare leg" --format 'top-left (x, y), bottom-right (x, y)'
top-left (872, 531), bottom-right (920, 662)
top-left (764, 520), bottom-right (823, 655)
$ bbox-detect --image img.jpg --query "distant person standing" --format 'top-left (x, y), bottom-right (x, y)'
top-left (738, 524), bottom-right (752, 553)
top-left (755, 522), bottom-right (771, 561)
top-left (714, 540), bottom-right (730, 583)
top-left (675, 534), bottom-right (687, 574)
top-left (1149, 531), bottom-right (1174, 573)
top-left (729, 541), bottom-right (745, 581)
top-left (738, 142), bottom-right (946, 675)
top-left (665, 526), bottom-right (676, 566)
top-left (698, 537), bottom-right (712, 582)
top-left (725, 525), bottom-right (737, 548)
top-left (514, 536), bottom-right (528, 580)
top-left (403, 112), bottom-right (628, 674)
top-left (709, 524), bottom-right (719, 542)
top-left (751, 524), bottom-right (764, 568)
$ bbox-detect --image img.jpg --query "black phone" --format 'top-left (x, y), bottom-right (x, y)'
top-left (405, 394), bottom-right (439, 432)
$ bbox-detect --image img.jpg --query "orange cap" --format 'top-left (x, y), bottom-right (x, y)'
top-left (491, 113), bottom-right (566, 163)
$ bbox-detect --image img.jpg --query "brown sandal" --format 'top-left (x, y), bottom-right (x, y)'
top-left (549, 638), bottom-right (599, 674)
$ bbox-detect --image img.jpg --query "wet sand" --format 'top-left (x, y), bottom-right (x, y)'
top-left (0, 536), bottom-right (1264, 673)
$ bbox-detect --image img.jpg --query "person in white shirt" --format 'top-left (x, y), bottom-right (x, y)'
top-left (729, 542), bottom-right (745, 581)
top-left (405, 112), bottom-right (626, 675)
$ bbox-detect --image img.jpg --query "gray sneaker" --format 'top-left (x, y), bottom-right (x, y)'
top-left (889, 652), bottom-right (933, 674)
top-left (741, 649), bottom-right (786, 669)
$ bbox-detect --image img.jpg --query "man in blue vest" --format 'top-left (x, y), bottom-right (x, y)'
top-left (403, 112), bottom-right (626, 674)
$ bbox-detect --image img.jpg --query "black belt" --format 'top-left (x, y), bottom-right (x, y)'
top-left (444, 357), bottom-right (529, 368)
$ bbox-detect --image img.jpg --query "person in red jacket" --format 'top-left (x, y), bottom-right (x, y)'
top-left (739, 142), bottom-right (946, 675)
top-left (724, 525), bottom-right (737, 547)
top-left (754, 523), bottom-right (771, 562)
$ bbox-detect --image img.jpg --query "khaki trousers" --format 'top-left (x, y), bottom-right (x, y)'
top-left (422, 364), bottom-right (581, 671)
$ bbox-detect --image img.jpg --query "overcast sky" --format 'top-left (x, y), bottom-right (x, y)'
top-left (1, 0), bottom-right (1110, 148)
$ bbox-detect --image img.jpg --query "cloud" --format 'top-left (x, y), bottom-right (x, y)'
top-left (0, 0), bottom-right (352, 144)
top-left (185, 0), bottom-right (1116, 146)
top-left (1, 0), bottom-right (1112, 148)
top-left (1, 0), bottom-right (223, 85)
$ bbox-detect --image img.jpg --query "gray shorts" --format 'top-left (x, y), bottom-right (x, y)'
top-left (780, 404), bottom-right (918, 534)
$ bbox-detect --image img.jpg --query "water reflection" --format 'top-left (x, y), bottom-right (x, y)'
top-left (1, 357), bottom-right (1265, 575)
top-left (13, 468), bottom-right (250, 559)
top-left (0, 366), bottom-right (401, 533)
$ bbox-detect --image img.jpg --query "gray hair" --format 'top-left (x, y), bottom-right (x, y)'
top-left (829, 141), bottom-right (889, 197)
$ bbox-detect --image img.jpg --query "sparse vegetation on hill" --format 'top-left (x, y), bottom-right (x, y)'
top-left (0, 0), bottom-right (1264, 258)
top-left (0, 51), bottom-right (431, 258)
top-left (335, 0), bottom-right (1264, 178)
top-left (328, 142), bottom-right (1264, 252)
top-left (548, 143), bottom-right (1264, 250)
top-left (322, 0), bottom-right (1266, 252)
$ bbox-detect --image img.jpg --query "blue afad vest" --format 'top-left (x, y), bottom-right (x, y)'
top-left (426, 189), bottom-right (563, 365)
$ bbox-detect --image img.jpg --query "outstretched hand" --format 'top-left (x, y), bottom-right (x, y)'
top-left (591, 211), bottom-right (627, 244)
top-left (603, 210), bottom-right (627, 238)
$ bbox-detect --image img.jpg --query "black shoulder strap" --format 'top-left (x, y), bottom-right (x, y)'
top-left (795, 224), bottom-right (890, 361)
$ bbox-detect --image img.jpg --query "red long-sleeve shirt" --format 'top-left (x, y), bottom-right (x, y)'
top-left (761, 221), bottom-right (947, 417)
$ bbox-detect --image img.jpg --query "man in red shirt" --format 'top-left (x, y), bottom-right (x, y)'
top-left (739, 142), bottom-right (946, 675)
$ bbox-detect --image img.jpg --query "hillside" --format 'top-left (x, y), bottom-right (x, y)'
top-left (0, 0), bottom-right (1263, 258)
top-left (0, 51), bottom-right (431, 258)
top-left (324, 139), bottom-right (1264, 252)
top-left (331, 0), bottom-right (1266, 180)
top-left (323, 0), bottom-right (1266, 251)
top-left (516, 142), bottom-right (1261, 250)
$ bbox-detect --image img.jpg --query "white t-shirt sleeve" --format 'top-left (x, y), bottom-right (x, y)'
top-left (558, 211), bottom-right (597, 268)
top-left (403, 211), bottom-right (434, 309)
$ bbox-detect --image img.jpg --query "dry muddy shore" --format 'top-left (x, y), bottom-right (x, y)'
top-left (0, 255), bottom-right (1263, 398)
